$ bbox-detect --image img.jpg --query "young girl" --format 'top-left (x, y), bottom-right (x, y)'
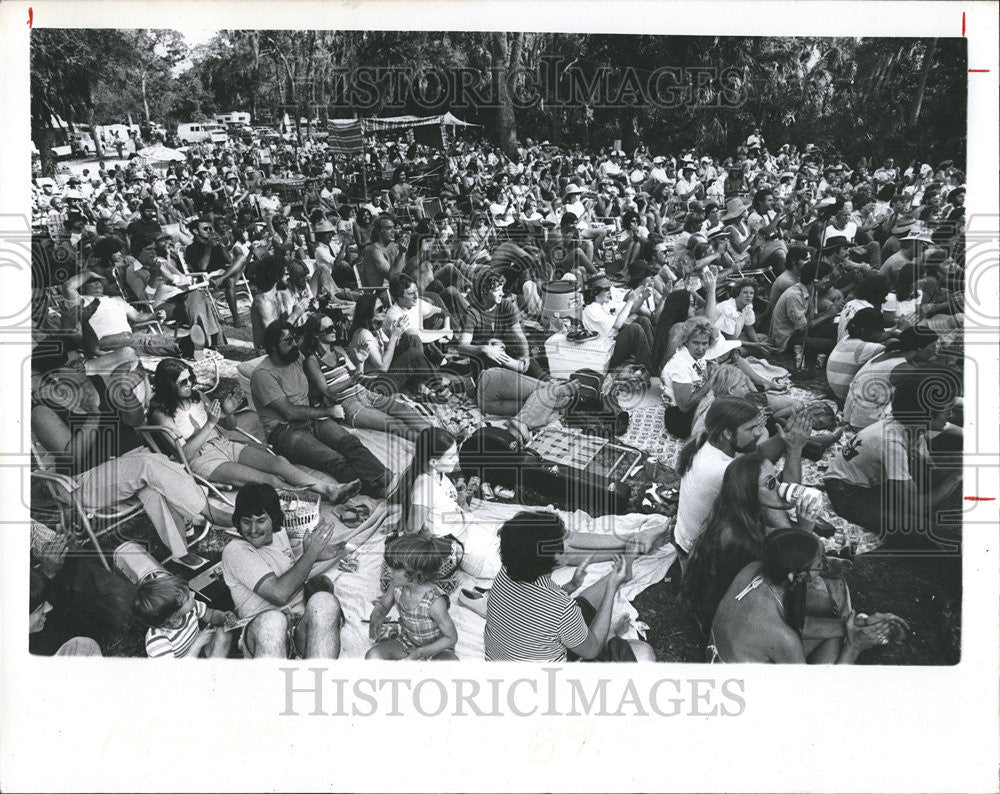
top-left (367, 535), bottom-right (460, 660)
top-left (148, 358), bottom-right (359, 503)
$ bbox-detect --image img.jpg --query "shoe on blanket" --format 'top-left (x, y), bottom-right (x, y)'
top-left (458, 588), bottom-right (488, 619)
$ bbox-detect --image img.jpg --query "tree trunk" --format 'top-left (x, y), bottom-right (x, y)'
top-left (492, 31), bottom-right (521, 158)
top-left (910, 38), bottom-right (937, 127)
top-left (86, 106), bottom-right (106, 160)
top-left (141, 71), bottom-right (152, 125)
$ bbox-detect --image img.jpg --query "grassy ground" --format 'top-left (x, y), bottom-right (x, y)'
top-left (32, 313), bottom-right (962, 663)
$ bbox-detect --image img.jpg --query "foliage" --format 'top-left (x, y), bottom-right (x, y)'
top-left (32, 30), bottom-right (967, 165)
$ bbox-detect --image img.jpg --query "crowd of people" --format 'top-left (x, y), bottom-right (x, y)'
top-left (29, 120), bottom-right (965, 662)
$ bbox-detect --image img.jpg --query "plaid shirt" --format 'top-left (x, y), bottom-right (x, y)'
top-left (394, 585), bottom-right (447, 650)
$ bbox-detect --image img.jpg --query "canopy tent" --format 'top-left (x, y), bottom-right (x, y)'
top-left (328, 112), bottom-right (478, 134)
top-left (327, 112), bottom-right (478, 155)
top-left (136, 144), bottom-right (186, 163)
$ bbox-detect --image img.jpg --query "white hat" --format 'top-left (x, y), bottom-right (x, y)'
top-left (564, 184), bottom-right (583, 196)
top-left (705, 338), bottom-right (743, 360)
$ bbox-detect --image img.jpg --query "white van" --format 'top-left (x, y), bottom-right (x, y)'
top-left (177, 123), bottom-right (229, 145)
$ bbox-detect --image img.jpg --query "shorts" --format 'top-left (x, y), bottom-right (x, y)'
top-left (238, 610), bottom-right (303, 659)
top-left (190, 435), bottom-right (247, 478)
top-left (566, 597), bottom-right (638, 663)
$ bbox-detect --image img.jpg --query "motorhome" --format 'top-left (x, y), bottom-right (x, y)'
top-left (214, 111), bottom-right (251, 127)
top-left (177, 122), bottom-right (230, 144)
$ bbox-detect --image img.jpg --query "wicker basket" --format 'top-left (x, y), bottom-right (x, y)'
top-left (278, 488), bottom-right (321, 540)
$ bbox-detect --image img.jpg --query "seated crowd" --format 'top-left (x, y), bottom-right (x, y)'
top-left (29, 128), bottom-right (965, 662)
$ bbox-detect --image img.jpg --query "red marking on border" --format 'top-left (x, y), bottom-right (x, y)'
top-left (962, 11), bottom-right (965, 36)
top-left (964, 496), bottom-right (996, 501)
top-left (27, 7), bottom-right (32, 27)
top-left (969, 69), bottom-right (990, 73)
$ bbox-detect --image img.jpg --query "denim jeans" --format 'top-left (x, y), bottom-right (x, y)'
top-left (268, 418), bottom-right (390, 494)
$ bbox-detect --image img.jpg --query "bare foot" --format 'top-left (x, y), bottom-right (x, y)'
top-left (630, 520), bottom-right (670, 555)
top-left (621, 538), bottom-right (641, 582)
top-left (323, 479), bottom-right (362, 504)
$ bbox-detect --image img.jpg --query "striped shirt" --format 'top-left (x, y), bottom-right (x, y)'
top-left (145, 600), bottom-right (207, 658)
top-left (484, 568), bottom-right (588, 662)
top-left (826, 338), bottom-right (885, 402)
top-left (310, 351), bottom-right (365, 404)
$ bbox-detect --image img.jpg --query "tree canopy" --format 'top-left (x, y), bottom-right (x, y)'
top-left (32, 29), bottom-right (966, 166)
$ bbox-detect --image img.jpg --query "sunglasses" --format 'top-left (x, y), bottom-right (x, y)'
top-left (320, 325), bottom-right (336, 334)
top-left (176, 375), bottom-right (193, 387)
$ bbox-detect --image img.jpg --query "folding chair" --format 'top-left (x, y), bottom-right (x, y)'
top-left (135, 424), bottom-right (244, 509)
top-left (30, 438), bottom-right (145, 571)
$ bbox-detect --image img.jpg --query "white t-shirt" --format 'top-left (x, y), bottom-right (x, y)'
top-left (384, 298), bottom-right (443, 341)
top-left (581, 302), bottom-right (616, 338)
top-left (660, 347), bottom-right (707, 407)
top-left (824, 221), bottom-right (858, 244)
top-left (674, 442), bottom-right (735, 553)
top-left (81, 295), bottom-right (133, 339)
top-left (411, 472), bottom-right (465, 538)
top-left (715, 298), bottom-right (756, 338)
top-left (221, 530), bottom-right (304, 620)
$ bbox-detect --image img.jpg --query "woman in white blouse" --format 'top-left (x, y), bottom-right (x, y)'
top-left (580, 274), bottom-right (655, 370)
top-left (661, 316), bottom-right (717, 439)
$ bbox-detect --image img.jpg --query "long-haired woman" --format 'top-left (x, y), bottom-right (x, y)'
top-left (299, 314), bottom-right (431, 442)
top-left (147, 358), bottom-right (358, 503)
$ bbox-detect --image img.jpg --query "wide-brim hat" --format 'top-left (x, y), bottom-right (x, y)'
top-left (823, 235), bottom-right (851, 250)
top-left (564, 184), bottom-right (583, 196)
top-left (313, 219), bottom-right (337, 234)
top-left (721, 198), bottom-right (747, 221)
top-left (706, 227), bottom-right (730, 243)
top-left (585, 274), bottom-right (614, 292)
top-left (705, 338), bottom-right (742, 360)
top-left (891, 219), bottom-right (915, 236)
top-left (902, 228), bottom-right (934, 243)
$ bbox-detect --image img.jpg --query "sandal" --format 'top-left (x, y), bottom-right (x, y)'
top-left (333, 505), bottom-right (363, 529)
top-left (346, 502), bottom-right (372, 522)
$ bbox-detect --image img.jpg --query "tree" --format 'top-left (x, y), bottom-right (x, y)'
top-left (30, 29), bottom-right (135, 173)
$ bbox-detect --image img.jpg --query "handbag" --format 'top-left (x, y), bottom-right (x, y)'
top-left (565, 368), bottom-right (630, 436)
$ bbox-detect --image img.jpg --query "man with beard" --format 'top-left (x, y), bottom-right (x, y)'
top-left (250, 321), bottom-right (391, 499)
top-left (671, 396), bottom-right (811, 565)
top-left (126, 197), bottom-right (162, 250)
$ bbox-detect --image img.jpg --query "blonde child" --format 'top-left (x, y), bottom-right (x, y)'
top-left (133, 573), bottom-right (234, 658)
top-left (367, 535), bottom-right (459, 660)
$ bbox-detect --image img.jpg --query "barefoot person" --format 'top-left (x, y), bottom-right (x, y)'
top-left (148, 358), bottom-right (360, 503)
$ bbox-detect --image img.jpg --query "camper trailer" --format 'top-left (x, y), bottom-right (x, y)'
top-left (177, 122), bottom-right (229, 145)
top-left (214, 111), bottom-right (251, 127)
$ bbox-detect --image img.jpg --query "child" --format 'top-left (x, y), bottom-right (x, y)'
top-left (367, 535), bottom-right (459, 660)
top-left (133, 574), bottom-right (234, 658)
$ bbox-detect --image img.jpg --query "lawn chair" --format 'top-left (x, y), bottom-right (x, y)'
top-left (135, 424), bottom-right (245, 509)
top-left (30, 437), bottom-right (145, 571)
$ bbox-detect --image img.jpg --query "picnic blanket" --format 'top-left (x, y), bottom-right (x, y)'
top-left (319, 500), bottom-right (677, 660)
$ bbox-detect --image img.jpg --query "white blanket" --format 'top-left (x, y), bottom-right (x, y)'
top-left (321, 496), bottom-right (677, 661)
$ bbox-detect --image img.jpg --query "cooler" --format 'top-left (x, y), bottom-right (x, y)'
top-left (545, 332), bottom-right (615, 378)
